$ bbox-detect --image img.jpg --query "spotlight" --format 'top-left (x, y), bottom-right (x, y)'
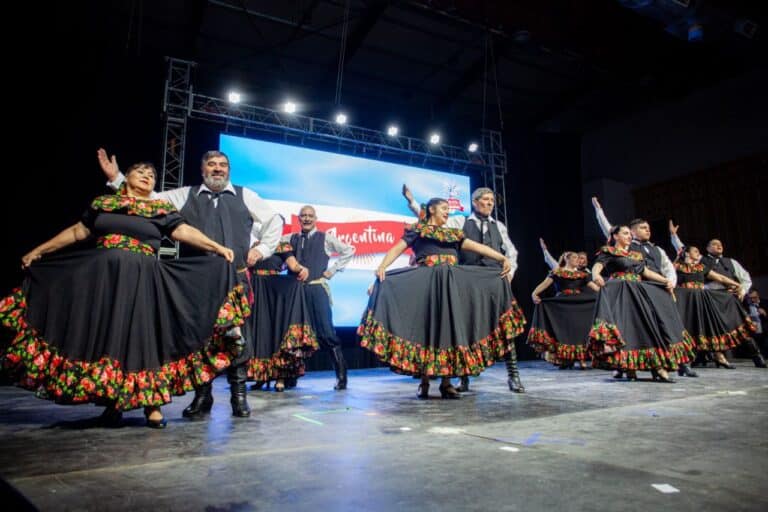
top-left (227, 91), bottom-right (242, 104)
top-left (335, 113), bottom-right (348, 125)
top-left (387, 125), bottom-right (399, 136)
top-left (283, 101), bottom-right (297, 113)
top-left (429, 133), bottom-right (441, 145)
top-left (468, 142), bottom-right (479, 153)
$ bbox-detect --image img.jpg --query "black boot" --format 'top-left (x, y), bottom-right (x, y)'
top-left (182, 382), bottom-right (214, 418)
top-left (677, 363), bottom-right (699, 377)
top-left (456, 376), bottom-right (470, 392)
top-left (745, 338), bottom-right (767, 368)
top-left (331, 346), bottom-right (348, 390)
top-left (505, 347), bottom-right (525, 393)
top-left (691, 351), bottom-right (708, 368)
top-left (227, 365), bottom-right (251, 417)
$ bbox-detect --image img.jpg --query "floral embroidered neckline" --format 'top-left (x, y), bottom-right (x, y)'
top-left (551, 267), bottom-right (590, 279)
top-left (599, 245), bottom-right (643, 260)
top-left (91, 195), bottom-right (177, 218)
top-left (409, 222), bottom-right (465, 243)
top-left (674, 262), bottom-right (704, 273)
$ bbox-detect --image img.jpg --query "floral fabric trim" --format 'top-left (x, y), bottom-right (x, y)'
top-left (358, 301), bottom-right (526, 377)
top-left (96, 234), bottom-right (155, 256)
top-left (587, 319), bottom-right (696, 370)
top-left (408, 222), bottom-right (465, 243)
top-left (527, 327), bottom-right (589, 363)
top-left (674, 262), bottom-right (704, 274)
top-left (254, 269), bottom-right (282, 276)
top-left (678, 281), bottom-right (704, 289)
top-left (0, 285), bottom-right (251, 411)
top-left (247, 325), bottom-right (318, 381)
top-left (559, 288), bottom-right (582, 296)
top-left (551, 267), bottom-right (590, 280)
top-left (91, 195), bottom-right (177, 218)
top-left (418, 254), bottom-right (458, 267)
top-left (694, 316), bottom-right (756, 351)
top-left (598, 246), bottom-right (644, 261)
top-left (610, 272), bottom-right (641, 282)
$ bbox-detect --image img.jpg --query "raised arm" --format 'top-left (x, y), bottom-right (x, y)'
top-left (375, 240), bottom-right (409, 281)
top-left (540, 238), bottom-right (558, 270)
top-left (402, 184), bottom-right (421, 217)
top-left (592, 197), bottom-right (612, 240)
top-left (169, 223), bottom-right (234, 263)
top-left (669, 220), bottom-right (684, 253)
top-left (22, 222), bottom-right (91, 268)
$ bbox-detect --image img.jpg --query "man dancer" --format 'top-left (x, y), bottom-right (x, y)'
top-left (404, 185), bottom-right (525, 393)
top-left (591, 197), bottom-right (699, 378)
top-left (284, 205), bottom-right (355, 390)
top-left (98, 148), bottom-right (283, 417)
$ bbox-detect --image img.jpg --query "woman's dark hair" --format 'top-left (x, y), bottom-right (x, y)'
top-left (425, 197), bottom-right (448, 221)
top-left (674, 245), bottom-right (698, 264)
top-left (609, 224), bottom-right (628, 246)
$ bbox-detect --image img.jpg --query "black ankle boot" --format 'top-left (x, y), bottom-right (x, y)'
top-left (506, 346), bottom-right (525, 393)
top-left (691, 351), bottom-right (707, 368)
top-left (744, 338), bottom-right (767, 368)
top-left (677, 363), bottom-right (698, 377)
top-left (456, 376), bottom-right (470, 392)
top-left (227, 365), bottom-right (251, 417)
top-left (331, 346), bottom-right (348, 390)
top-left (182, 382), bottom-right (214, 418)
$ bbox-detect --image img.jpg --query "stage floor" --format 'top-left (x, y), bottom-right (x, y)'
top-left (1, 360), bottom-right (767, 511)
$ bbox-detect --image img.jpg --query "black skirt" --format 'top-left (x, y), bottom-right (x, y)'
top-left (245, 274), bottom-right (318, 382)
top-left (527, 290), bottom-right (596, 364)
top-left (0, 248), bottom-right (249, 411)
top-left (358, 265), bottom-right (526, 377)
top-left (675, 288), bottom-right (756, 351)
top-left (588, 280), bottom-right (695, 370)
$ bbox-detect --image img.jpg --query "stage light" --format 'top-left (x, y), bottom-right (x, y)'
top-left (335, 113), bottom-right (348, 125)
top-left (429, 133), bottom-right (441, 145)
top-left (227, 91), bottom-right (242, 104)
top-left (387, 125), bottom-right (399, 136)
top-left (282, 101), bottom-right (297, 113)
top-left (468, 142), bottom-right (479, 153)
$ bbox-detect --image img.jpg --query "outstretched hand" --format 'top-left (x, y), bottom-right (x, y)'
top-left (97, 148), bottom-right (120, 180)
top-left (539, 238), bottom-right (547, 251)
top-left (591, 196), bottom-right (601, 210)
top-left (21, 250), bottom-right (42, 269)
top-left (401, 184), bottom-right (414, 203)
top-left (668, 219), bottom-right (679, 236)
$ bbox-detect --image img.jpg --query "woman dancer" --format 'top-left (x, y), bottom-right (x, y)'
top-left (358, 198), bottom-right (524, 399)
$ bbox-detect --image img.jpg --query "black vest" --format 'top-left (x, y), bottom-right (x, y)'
top-left (289, 231), bottom-right (329, 282)
top-left (703, 254), bottom-right (737, 281)
top-left (461, 216), bottom-right (503, 267)
top-left (179, 185), bottom-right (252, 268)
top-left (630, 240), bottom-right (663, 274)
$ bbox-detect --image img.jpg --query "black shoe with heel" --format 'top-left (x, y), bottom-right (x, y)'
top-left (182, 382), bottom-right (213, 419)
top-left (439, 383), bottom-right (460, 399)
top-left (651, 369), bottom-right (676, 383)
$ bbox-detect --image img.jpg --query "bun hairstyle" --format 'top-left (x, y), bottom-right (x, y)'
top-left (558, 251), bottom-right (575, 267)
top-left (425, 197), bottom-right (448, 221)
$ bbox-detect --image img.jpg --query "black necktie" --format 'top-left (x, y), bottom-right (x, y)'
top-left (297, 232), bottom-right (308, 263)
top-left (478, 217), bottom-right (490, 246)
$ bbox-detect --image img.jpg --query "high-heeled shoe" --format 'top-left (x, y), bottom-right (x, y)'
top-left (275, 380), bottom-right (285, 392)
top-left (144, 408), bottom-right (167, 429)
top-left (417, 381), bottom-right (430, 399)
top-left (613, 370), bottom-right (624, 379)
top-left (651, 369), bottom-right (676, 383)
top-left (625, 370), bottom-right (638, 381)
top-left (439, 382), bottom-right (461, 399)
top-left (714, 359), bottom-right (736, 369)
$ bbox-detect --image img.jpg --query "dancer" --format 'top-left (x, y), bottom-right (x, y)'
top-left (528, 252), bottom-right (599, 369)
top-left (283, 205), bottom-right (355, 390)
top-left (359, 197), bottom-right (521, 399)
top-left (540, 239), bottom-right (589, 273)
top-left (588, 225), bottom-right (696, 383)
top-left (591, 197), bottom-right (698, 378)
top-left (99, 148), bottom-right (282, 417)
top-left (0, 161), bottom-right (249, 428)
top-left (403, 185), bottom-right (526, 393)
top-left (673, 245), bottom-right (755, 368)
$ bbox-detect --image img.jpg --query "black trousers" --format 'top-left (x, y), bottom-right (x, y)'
top-left (305, 284), bottom-right (341, 350)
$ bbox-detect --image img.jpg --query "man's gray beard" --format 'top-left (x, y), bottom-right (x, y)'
top-left (203, 175), bottom-right (229, 191)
